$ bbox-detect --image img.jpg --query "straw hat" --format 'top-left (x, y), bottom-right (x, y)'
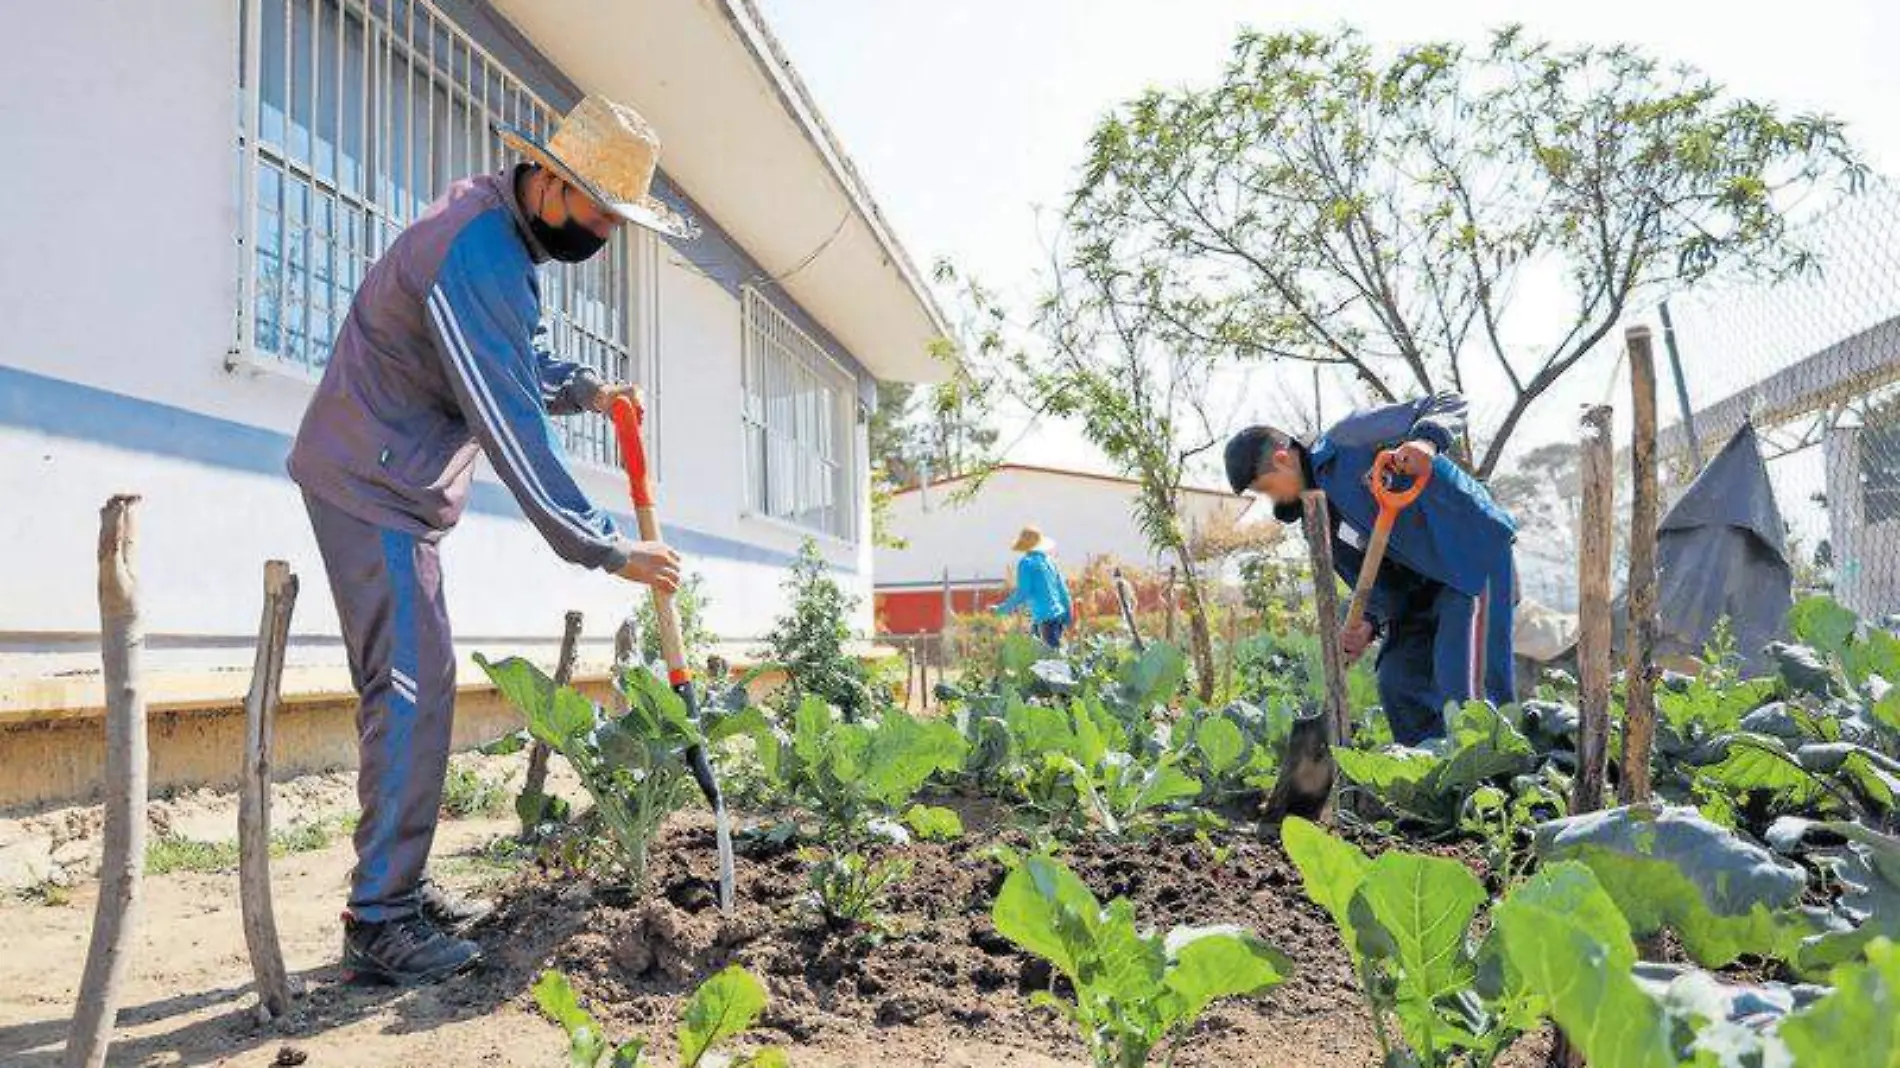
top-left (496, 94), bottom-right (699, 241)
top-left (1011, 526), bottom-right (1055, 553)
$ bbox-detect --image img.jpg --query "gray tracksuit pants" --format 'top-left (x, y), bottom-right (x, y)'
top-left (305, 492), bottom-right (455, 923)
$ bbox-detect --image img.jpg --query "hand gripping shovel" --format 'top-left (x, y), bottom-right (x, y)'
top-left (1343, 449), bottom-right (1433, 636)
top-left (610, 394), bottom-right (736, 916)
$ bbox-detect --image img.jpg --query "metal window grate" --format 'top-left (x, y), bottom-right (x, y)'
top-left (741, 287), bottom-right (856, 541)
top-left (235, 0), bottom-right (652, 468)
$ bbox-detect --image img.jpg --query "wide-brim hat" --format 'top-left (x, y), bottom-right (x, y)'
top-left (1012, 526), bottom-right (1055, 553)
top-left (497, 94), bottom-right (700, 241)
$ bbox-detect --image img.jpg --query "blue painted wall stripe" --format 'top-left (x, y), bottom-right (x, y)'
top-left (0, 363), bottom-right (853, 574)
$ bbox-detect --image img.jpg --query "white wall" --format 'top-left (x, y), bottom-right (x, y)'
top-left (0, 2), bottom-right (873, 668)
top-left (875, 469), bottom-right (1247, 589)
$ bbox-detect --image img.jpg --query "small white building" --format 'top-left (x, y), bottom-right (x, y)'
top-left (0, 0), bottom-right (947, 666)
top-left (873, 464), bottom-right (1254, 632)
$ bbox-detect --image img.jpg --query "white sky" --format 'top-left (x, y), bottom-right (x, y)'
top-left (758, 0), bottom-right (1900, 484)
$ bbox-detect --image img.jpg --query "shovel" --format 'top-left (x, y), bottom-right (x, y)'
top-left (1111, 567), bottom-right (1145, 652)
top-left (609, 394), bottom-right (736, 916)
top-left (1343, 449), bottom-right (1433, 636)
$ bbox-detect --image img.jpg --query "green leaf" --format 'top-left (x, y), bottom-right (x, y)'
top-left (1780, 938), bottom-right (1900, 1067)
top-left (1535, 805), bottom-right (1814, 968)
top-left (1196, 716), bottom-right (1247, 775)
top-left (999, 634), bottom-right (1046, 679)
top-left (1490, 864), bottom-right (1676, 1068)
top-left (731, 1048), bottom-right (791, 1068)
top-left (860, 711), bottom-right (968, 808)
top-left (1788, 596), bottom-right (1859, 662)
top-left (1282, 817), bottom-right (1373, 941)
top-left (1161, 925), bottom-right (1291, 1022)
top-left (678, 966), bottom-right (768, 1068)
top-left (1334, 747), bottom-right (1438, 790)
top-left (479, 655), bottom-right (595, 751)
top-left (1124, 642), bottom-right (1188, 707)
top-left (1352, 851), bottom-right (1486, 1051)
top-left (903, 804), bottom-right (965, 842)
top-left (1845, 627), bottom-right (1900, 690)
top-left (532, 970), bottom-right (608, 1067)
top-left (608, 1041), bottom-right (646, 1068)
top-left (992, 853), bottom-right (1101, 980)
top-left (479, 729), bottom-right (529, 756)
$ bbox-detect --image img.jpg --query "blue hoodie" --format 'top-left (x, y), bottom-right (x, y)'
top-left (994, 550), bottom-right (1072, 624)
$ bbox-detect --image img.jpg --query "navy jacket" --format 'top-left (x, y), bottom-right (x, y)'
top-left (1310, 394), bottom-right (1516, 627)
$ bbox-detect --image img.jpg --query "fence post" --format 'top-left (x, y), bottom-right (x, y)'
top-left (940, 568), bottom-right (954, 667)
top-left (1165, 566), bottom-right (1178, 644)
top-left (1621, 329), bottom-right (1661, 804)
top-left (1575, 405), bottom-right (1616, 815)
top-left (520, 611), bottom-right (583, 836)
top-left (66, 496), bottom-right (146, 1068)
top-left (1299, 492), bottom-right (1352, 746)
top-left (239, 561), bottom-right (299, 1022)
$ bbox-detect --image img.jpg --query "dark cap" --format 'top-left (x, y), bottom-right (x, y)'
top-left (1223, 425), bottom-right (1308, 524)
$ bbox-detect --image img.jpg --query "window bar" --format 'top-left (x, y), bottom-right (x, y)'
top-left (300, 0), bottom-right (320, 371)
top-left (274, 0), bottom-right (292, 362)
top-left (235, 0), bottom-right (265, 366)
top-left (424, 7), bottom-right (435, 214)
top-left (403, 0), bottom-right (415, 225)
top-left (478, 56), bottom-right (490, 173)
top-left (327, 0), bottom-right (345, 365)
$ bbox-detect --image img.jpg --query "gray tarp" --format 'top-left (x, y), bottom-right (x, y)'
top-left (1623, 423), bottom-right (1793, 675)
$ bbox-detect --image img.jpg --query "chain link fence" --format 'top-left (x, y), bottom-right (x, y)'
top-left (1656, 179), bottom-right (1900, 624)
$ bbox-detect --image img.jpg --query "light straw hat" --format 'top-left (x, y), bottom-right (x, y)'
top-left (1012, 526), bottom-right (1055, 553)
top-left (496, 94), bottom-right (699, 241)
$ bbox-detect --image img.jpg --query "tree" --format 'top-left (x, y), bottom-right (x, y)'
top-left (762, 540), bottom-right (872, 719)
top-left (1072, 25), bottom-right (1863, 477)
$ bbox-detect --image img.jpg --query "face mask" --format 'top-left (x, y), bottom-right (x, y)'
top-left (530, 182), bottom-right (610, 263)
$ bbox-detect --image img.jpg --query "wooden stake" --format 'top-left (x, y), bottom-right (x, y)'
top-left (1301, 491), bottom-right (1352, 746)
top-left (1575, 405), bottom-right (1615, 815)
top-left (239, 561), bottom-right (299, 1022)
top-left (520, 610), bottom-right (583, 834)
top-left (66, 495), bottom-right (146, 1068)
top-left (1164, 565), bottom-right (1178, 645)
top-left (1621, 328), bottom-right (1661, 804)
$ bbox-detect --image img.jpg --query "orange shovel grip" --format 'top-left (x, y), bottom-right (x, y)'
top-left (1371, 449), bottom-right (1432, 515)
top-left (609, 394), bottom-right (653, 509)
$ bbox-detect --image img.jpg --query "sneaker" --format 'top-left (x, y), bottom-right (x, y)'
top-left (341, 913), bottom-right (481, 986)
top-left (419, 876), bottom-right (495, 933)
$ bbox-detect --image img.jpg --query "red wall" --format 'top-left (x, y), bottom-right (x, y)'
top-left (876, 586), bottom-right (1006, 634)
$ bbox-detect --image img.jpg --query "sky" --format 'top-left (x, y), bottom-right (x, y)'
top-left (756, 0), bottom-right (1900, 492)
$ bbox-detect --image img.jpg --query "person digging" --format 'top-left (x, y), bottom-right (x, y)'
top-left (993, 525), bottom-right (1074, 649)
top-left (1223, 393), bottom-right (1519, 746)
top-left (287, 95), bottom-right (691, 985)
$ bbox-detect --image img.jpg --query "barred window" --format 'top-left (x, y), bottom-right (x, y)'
top-left (1863, 402), bottom-right (1900, 524)
top-left (741, 287), bottom-right (858, 541)
top-left (235, 0), bottom-right (657, 468)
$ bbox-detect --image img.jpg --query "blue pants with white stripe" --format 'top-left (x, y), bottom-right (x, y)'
top-left (305, 493), bottom-right (456, 923)
top-left (1374, 549), bottom-right (1517, 746)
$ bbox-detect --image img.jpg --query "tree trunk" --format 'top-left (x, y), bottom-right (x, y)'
top-left (520, 610), bottom-right (583, 835)
top-left (1574, 405), bottom-right (1616, 816)
top-left (1621, 327), bottom-right (1661, 805)
top-left (66, 496), bottom-right (146, 1068)
top-left (1171, 546), bottom-right (1217, 703)
top-left (239, 561), bottom-right (299, 1022)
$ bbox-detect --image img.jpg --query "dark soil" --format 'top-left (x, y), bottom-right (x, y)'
top-left (463, 803), bottom-right (1554, 1067)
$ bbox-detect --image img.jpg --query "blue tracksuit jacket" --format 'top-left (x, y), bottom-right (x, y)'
top-left (1309, 394), bottom-right (1519, 742)
top-left (994, 550), bottom-right (1072, 624)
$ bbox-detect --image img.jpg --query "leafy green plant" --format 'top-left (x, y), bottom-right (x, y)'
top-left (751, 695), bottom-right (967, 845)
top-left (533, 965), bottom-right (786, 1067)
top-left (992, 853), bottom-right (1290, 1067)
top-left (1169, 700), bottom-right (1287, 806)
top-left (801, 848), bottom-right (912, 931)
top-left (479, 655), bottom-right (762, 892)
top-left (761, 540), bottom-right (873, 719)
top-left (440, 763), bottom-right (512, 819)
top-left (1457, 772), bottom-right (1567, 889)
top-left (1332, 702), bottom-right (1541, 833)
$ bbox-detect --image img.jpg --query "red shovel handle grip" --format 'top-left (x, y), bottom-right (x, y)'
top-left (1371, 449), bottom-right (1432, 515)
top-left (610, 394), bottom-right (653, 509)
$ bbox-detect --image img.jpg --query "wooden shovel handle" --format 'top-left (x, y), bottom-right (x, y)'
top-left (610, 394), bottom-right (689, 686)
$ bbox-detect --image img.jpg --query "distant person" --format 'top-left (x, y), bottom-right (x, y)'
top-left (994, 525), bottom-right (1074, 649)
top-left (1223, 393), bottom-right (1518, 744)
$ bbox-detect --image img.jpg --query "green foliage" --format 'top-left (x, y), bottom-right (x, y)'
top-left (752, 695), bottom-right (966, 844)
top-left (802, 849), bottom-right (912, 931)
top-left (1778, 938), bottom-right (1900, 1067)
top-left (762, 541), bottom-right (873, 719)
top-left (1534, 805), bottom-right (1819, 971)
top-left (144, 820), bottom-right (336, 876)
top-left (479, 655), bottom-right (759, 891)
top-left (1331, 703), bottom-right (1542, 832)
top-left (1230, 630), bottom-right (1378, 719)
top-left (992, 853), bottom-right (1289, 1067)
top-left (440, 763), bottom-right (512, 819)
top-left (635, 572), bottom-right (716, 677)
top-left (901, 804), bottom-right (964, 842)
top-left (533, 966), bottom-right (784, 1068)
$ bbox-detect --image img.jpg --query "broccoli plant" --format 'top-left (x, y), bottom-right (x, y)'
top-left (992, 853), bottom-right (1290, 1067)
top-left (761, 540), bottom-right (874, 719)
top-left (533, 966), bottom-right (787, 1067)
